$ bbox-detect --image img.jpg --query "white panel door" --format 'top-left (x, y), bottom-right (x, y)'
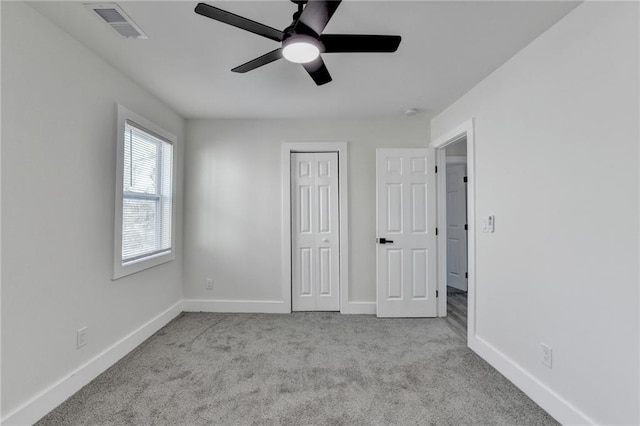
top-left (446, 164), bottom-right (468, 291)
top-left (376, 149), bottom-right (437, 317)
top-left (292, 152), bottom-right (340, 311)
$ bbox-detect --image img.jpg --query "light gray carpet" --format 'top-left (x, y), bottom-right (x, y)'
top-left (38, 313), bottom-right (557, 425)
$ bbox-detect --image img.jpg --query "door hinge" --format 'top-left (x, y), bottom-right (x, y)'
top-left (463, 176), bottom-right (468, 183)
top-left (436, 290), bottom-right (439, 298)
top-left (464, 224), bottom-right (468, 231)
top-left (435, 227), bottom-right (439, 235)
top-left (435, 165), bottom-right (438, 173)
top-left (465, 272), bottom-right (468, 279)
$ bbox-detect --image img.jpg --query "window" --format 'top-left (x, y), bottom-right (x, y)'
top-left (114, 105), bottom-right (176, 279)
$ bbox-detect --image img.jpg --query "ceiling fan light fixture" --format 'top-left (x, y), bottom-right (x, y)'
top-left (282, 36), bottom-right (321, 64)
top-left (194, 1), bottom-right (402, 85)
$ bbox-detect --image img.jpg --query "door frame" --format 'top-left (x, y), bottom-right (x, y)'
top-left (446, 156), bottom-right (467, 165)
top-left (281, 142), bottom-right (349, 313)
top-left (431, 119), bottom-right (476, 342)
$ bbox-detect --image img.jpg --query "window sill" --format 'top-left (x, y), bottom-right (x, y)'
top-left (113, 250), bottom-right (175, 280)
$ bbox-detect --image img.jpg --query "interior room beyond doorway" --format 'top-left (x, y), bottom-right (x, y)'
top-left (443, 138), bottom-right (468, 338)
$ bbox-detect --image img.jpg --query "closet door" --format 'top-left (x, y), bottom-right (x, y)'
top-left (291, 152), bottom-right (339, 311)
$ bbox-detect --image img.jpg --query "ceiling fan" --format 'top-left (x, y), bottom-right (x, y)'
top-left (194, 0), bottom-right (402, 86)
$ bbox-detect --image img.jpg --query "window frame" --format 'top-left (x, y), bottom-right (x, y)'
top-left (113, 105), bottom-right (177, 279)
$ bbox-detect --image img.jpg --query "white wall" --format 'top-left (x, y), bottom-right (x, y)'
top-left (1, 2), bottom-right (184, 421)
top-left (431, 2), bottom-right (639, 425)
top-left (184, 118), bottom-right (429, 306)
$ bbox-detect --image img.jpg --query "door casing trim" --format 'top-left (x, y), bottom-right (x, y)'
top-left (431, 119), bottom-right (476, 342)
top-left (281, 142), bottom-right (349, 313)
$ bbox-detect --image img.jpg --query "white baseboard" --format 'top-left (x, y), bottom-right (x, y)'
top-left (1, 301), bottom-right (183, 426)
top-left (4, 300), bottom-right (592, 426)
top-left (468, 334), bottom-right (593, 425)
top-left (182, 299), bottom-right (290, 314)
top-left (183, 299), bottom-right (376, 315)
top-left (342, 301), bottom-right (376, 315)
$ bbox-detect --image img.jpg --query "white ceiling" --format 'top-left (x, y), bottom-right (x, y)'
top-left (29, 1), bottom-right (580, 119)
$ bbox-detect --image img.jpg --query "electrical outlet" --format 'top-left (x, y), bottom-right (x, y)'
top-left (205, 278), bottom-right (214, 290)
top-left (540, 343), bottom-right (552, 368)
top-left (77, 327), bottom-right (88, 349)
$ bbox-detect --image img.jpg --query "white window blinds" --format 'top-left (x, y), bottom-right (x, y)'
top-left (122, 120), bottom-right (173, 263)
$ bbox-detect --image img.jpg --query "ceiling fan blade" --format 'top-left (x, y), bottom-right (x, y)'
top-left (302, 56), bottom-right (332, 86)
top-left (195, 3), bottom-right (284, 42)
top-left (320, 34), bottom-right (402, 53)
top-left (295, 0), bottom-right (342, 36)
top-left (231, 49), bottom-right (283, 73)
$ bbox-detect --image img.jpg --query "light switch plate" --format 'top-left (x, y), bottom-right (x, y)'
top-left (483, 215), bottom-right (495, 233)
top-left (487, 215), bottom-right (495, 232)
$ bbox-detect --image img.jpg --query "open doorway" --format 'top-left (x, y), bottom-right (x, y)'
top-left (431, 119), bottom-right (476, 344)
top-left (443, 139), bottom-right (468, 337)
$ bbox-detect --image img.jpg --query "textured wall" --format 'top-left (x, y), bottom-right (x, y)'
top-left (184, 117), bottom-right (429, 303)
top-left (432, 2), bottom-right (639, 424)
top-left (1, 2), bottom-right (185, 417)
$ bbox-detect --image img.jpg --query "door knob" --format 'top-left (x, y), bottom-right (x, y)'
top-left (377, 238), bottom-right (394, 244)
top-left (322, 238), bottom-right (329, 243)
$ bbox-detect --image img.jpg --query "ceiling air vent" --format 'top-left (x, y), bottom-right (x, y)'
top-left (85, 3), bottom-right (148, 39)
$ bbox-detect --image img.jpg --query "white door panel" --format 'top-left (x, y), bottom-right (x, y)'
top-left (446, 164), bottom-right (468, 291)
top-left (292, 152), bottom-right (339, 311)
top-left (376, 149), bottom-right (437, 317)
